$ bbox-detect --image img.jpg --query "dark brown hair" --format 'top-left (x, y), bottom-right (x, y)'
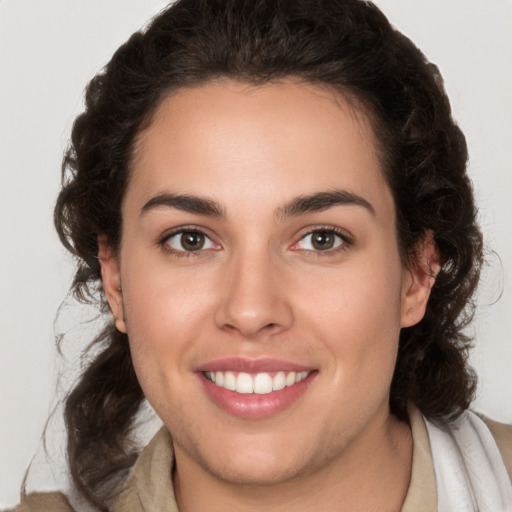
top-left (54, 0), bottom-right (483, 508)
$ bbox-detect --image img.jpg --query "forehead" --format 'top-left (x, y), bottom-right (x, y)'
top-left (127, 80), bottom-right (393, 219)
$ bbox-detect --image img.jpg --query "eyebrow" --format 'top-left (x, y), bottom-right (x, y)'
top-left (276, 190), bottom-right (376, 220)
top-left (140, 193), bottom-right (226, 218)
top-left (140, 189), bottom-right (375, 220)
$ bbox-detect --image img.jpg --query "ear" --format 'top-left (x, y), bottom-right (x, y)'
top-left (400, 231), bottom-right (441, 328)
top-left (98, 235), bottom-right (126, 333)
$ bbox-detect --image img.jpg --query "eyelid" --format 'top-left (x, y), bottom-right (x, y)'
top-left (159, 225), bottom-right (221, 256)
top-left (157, 224), bottom-right (353, 257)
top-left (290, 226), bottom-right (353, 253)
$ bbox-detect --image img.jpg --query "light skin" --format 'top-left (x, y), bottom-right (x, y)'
top-left (99, 80), bottom-right (439, 511)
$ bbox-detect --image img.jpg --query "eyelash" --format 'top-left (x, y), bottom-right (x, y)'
top-left (158, 225), bottom-right (353, 258)
top-left (291, 226), bottom-right (353, 257)
top-left (159, 225), bottom-right (220, 258)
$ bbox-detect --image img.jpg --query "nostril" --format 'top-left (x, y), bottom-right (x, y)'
top-left (214, 289), bottom-right (294, 337)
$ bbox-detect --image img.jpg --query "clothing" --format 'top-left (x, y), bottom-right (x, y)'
top-left (424, 410), bottom-right (512, 510)
top-left (13, 407), bottom-right (512, 512)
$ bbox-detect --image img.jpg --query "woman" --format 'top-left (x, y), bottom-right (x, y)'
top-left (13, 0), bottom-right (512, 511)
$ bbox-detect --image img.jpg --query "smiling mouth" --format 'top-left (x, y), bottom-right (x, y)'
top-left (204, 370), bottom-right (311, 395)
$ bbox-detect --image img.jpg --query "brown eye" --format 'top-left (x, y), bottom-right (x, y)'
top-left (311, 231), bottom-right (336, 250)
top-left (180, 231), bottom-right (205, 251)
top-left (164, 230), bottom-right (218, 253)
top-left (295, 229), bottom-right (345, 252)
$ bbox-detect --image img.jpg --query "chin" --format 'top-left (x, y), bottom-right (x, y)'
top-left (183, 432), bottom-right (313, 487)
top-left (207, 455), bottom-right (307, 487)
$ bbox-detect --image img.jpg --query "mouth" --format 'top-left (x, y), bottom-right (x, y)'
top-left (203, 370), bottom-right (311, 395)
top-left (197, 358), bottom-right (317, 419)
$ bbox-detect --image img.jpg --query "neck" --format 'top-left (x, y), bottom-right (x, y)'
top-left (173, 410), bottom-right (413, 512)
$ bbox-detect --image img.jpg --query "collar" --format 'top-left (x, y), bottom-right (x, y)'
top-left (114, 427), bottom-right (178, 512)
top-left (401, 405), bottom-right (437, 511)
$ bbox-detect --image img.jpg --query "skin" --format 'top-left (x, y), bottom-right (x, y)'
top-left (99, 80), bottom-right (438, 511)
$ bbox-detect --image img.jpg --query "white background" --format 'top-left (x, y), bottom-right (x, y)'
top-left (1, 0), bottom-right (511, 508)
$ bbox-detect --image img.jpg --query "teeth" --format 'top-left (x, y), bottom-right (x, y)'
top-left (254, 373), bottom-right (273, 394)
top-left (224, 372), bottom-right (236, 391)
top-left (273, 371), bottom-right (286, 391)
top-left (205, 370), bottom-right (311, 395)
top-left (298, 371), bottom-right (309, 382)
top-left (236, 372), bottom-right (254, 394)
top-left (285, 371), bottom-right (296, 387)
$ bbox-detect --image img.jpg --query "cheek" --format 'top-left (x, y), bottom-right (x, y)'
top-left (118, 259), bottom-right (214, 393)
top-left (298, 256), bottom-right (403, 337)
top-left (121, 255), bottom-right (213, 336)
top-left (293, 252), bottom-right (404, 385)
top-left (120, 277), bottom-right (207, 427)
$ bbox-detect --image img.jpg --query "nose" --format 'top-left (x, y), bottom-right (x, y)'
top-left (214, 251), bottom-right (294, 339)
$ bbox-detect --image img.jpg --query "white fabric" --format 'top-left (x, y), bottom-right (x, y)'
top-left (424, 410), bottom-right (512, 512)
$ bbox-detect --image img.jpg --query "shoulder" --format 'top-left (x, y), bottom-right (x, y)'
top-left (420, 408), bottom-right (512, 510)
top-left (8, 492), bottom-right (74, 512)
top-left (479, 413), bottom-right (512, 481)
top-left (8, 427), bottom-right (173, 512)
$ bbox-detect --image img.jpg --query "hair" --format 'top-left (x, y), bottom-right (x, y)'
top-left (53, 0), bottom-right (483, 509)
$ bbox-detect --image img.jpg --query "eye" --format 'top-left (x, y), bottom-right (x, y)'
top-left (294, 229), bottom-right (347, 252)
top-left (163, 230), bottom-right (219, 252)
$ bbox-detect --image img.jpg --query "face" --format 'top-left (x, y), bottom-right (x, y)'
top-left (101, 80), bottom-right (433, 487)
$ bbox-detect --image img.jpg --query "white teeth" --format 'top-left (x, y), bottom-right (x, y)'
top-left (254, 373), bottom-right (273, 394)
top-left (205, 370), bottom-right (311, 395)
top-left (236, 372), bottom-right (254, 394)
top-left (224, 371), bottom-right (236, 391)
top-left (272, 371), bottom-right (286, 391)
top-left (285, 371), bottom-right (296, 387)
top-left (297, 371), bottom-right (309, 382)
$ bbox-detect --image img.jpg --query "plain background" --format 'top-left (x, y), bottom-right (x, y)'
top-left (1, 0), bottom-right (511, 508)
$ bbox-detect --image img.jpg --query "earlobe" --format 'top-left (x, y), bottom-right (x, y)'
top-left (400, 231), bottom-right (441, 328)
top-left (98, 235), bottom-right (126, 333)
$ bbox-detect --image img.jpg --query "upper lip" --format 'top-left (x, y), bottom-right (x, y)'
top-left (197, 357), bottom-right (315, 373)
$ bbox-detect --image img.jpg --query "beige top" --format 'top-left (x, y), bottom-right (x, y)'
top-left (14, 408), bottom-right (512, 512)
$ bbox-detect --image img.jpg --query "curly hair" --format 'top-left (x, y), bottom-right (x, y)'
top-left (54, 0), bottom-right (483, 508)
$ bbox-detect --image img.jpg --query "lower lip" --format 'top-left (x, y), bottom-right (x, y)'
top-left (199, 372), bottom-right (316, 419)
